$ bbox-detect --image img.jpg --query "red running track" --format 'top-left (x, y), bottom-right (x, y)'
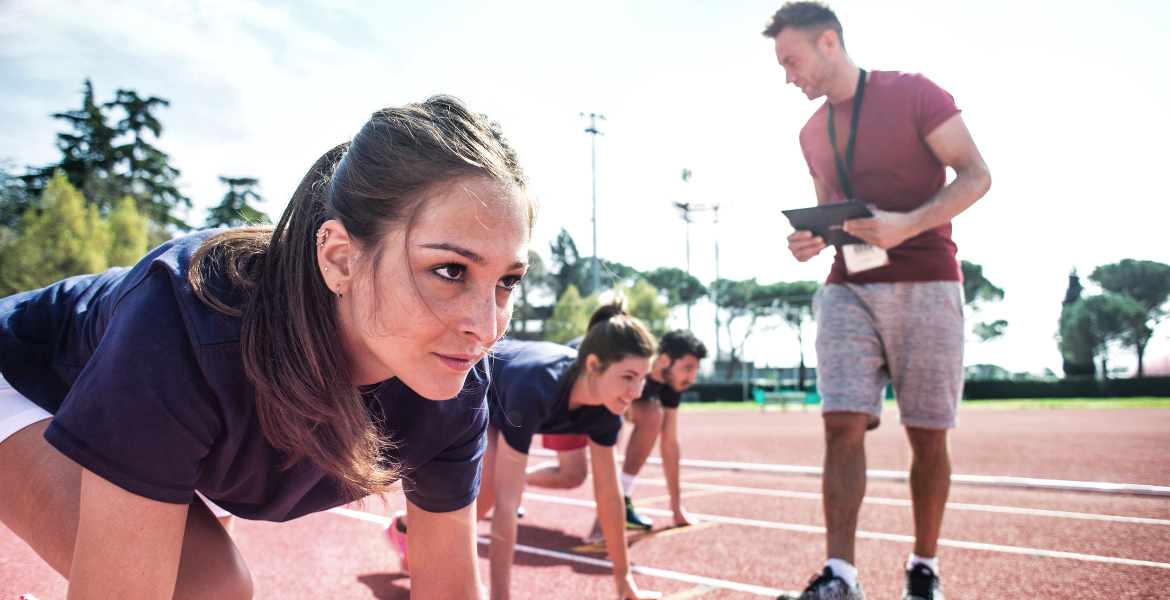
top-left (3, 406), bottom-right (1169, 599)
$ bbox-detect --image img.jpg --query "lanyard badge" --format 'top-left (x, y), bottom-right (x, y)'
top-left (826, 68), bottom-right (888, 274)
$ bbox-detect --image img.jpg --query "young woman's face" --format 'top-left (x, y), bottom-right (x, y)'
top-left (324, 177), bottom-right (530, 399)
top-left (587, 354), bottom-right (652, 415)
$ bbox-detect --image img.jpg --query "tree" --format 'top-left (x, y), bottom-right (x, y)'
top-left (543, 284), bottom-right (597, 345)
top-left (1089, 260), bottom-right (1170, 377)
top-left (0, 173), bottom-right (110, 296)
top-left (642, 267), bottom-right (707, 329)
top-left (1060, 294), bottom-right (1149, 378)
top-left (768, 281), bottom-right (820, 390)
top-left (21, 80), bottom-right (191, 231)
top-left (207, 177), bottom-right (269, 228)
top-left (710, 278), bottom-right (770, 379)
top-left (624, 279), bottom-right (669, 337)
top-left (1058, 269), bottom-right (1094, 377)
top-left (960, 260), bottom-right (1008, 342)
top-left (106, 195), bottom-right (149, 267)
top-left (550, 228), bottom-right (588, 298)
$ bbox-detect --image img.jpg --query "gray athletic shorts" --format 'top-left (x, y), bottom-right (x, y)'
top-left (813, 281), bottom-right (965, 429)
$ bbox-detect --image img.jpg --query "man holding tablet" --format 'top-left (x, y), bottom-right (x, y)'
top-left (764, 2), bottom-right (991, 599)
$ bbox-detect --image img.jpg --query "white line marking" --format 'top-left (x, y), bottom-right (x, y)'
top-left (478, 536), bottom-right (785, 597)
top-left (529, 449), bottom-right (1170, 497)
top-left (326, 506), bottom-right (784, 596)
top-left (633, 478), bottom-right (1170, 526)
top-left (520, 493), bottom-right (1170, 570)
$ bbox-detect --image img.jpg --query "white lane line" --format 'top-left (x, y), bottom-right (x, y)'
top-left (633, 478), bottom-right (1170, 526)
top-left (520, 493), bottom-right (1170, 570)
top-left (326, 506), bottom-right (784, 596)
top-left (529, 449), bottom-right (1170, 497)
top-left (478, 537), bottom-right (785, 597)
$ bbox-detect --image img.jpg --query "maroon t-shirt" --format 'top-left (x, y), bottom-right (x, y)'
top-left (799, 70), bottom-right (962, 284)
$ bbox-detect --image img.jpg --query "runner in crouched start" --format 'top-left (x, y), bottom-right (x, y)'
top-left (487, 299), bottom-right (661, 600)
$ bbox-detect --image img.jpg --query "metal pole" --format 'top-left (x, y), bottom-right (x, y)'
top-left (713, 203), bottom-right (721, 365)
top-left (582, 113), bottom-right (604, 294)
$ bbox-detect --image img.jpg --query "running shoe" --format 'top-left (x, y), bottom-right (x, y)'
top-left (384, 513), bottom-right (409, 575)
top-left (625, 496), bottom-right (653, 530)
top-left (902, 564), bottom-right (943, 600)
top-left (778, 568), bottom-right (865, 600)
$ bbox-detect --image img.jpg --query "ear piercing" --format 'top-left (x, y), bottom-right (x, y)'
top-left (315, 228), bottom-right (330, 248)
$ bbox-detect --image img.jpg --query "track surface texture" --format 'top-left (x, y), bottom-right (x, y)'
top-left (2, 406), bottom-right (1168, 599)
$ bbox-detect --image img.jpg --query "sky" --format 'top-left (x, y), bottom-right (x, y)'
top-left (2, 0), bottom-right (1168, 376)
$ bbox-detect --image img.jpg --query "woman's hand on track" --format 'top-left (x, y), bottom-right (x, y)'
top-left (672, 507), bottom-right (697, 528)
top-left (617, 573), bottom-right (661, 599)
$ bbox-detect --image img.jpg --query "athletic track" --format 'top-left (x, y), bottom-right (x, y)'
top-left (3, 406), bottom-right (1168, 599)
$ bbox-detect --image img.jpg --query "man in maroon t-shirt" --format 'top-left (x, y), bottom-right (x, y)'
top-left (764, 3), bottom-right (991, 600)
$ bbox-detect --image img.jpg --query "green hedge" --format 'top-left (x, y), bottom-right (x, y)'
top-left (685, 382), bottom-right (748, 402)
top-left (964, 376), bottom-right (1170, 400)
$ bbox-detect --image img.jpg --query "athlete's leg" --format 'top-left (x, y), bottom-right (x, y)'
top-left (657, 407), bottom-right (693, 526)
top-left (822, 412), bottom-right (869, 565)
top-left (526, 447), bottom-right (588, 489)
top-left (905, 426), bottom-right (950, 558)
top-left (622, 399), bottom-right (663, 477)
top-left (0, 421), bottom-right (252, 599)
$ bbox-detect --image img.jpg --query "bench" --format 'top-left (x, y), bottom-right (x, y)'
top-left (751, 390), bottom-right (809, 412)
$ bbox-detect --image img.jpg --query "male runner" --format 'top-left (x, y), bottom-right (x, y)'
top-left (763, 3), bottom-right (991, 599)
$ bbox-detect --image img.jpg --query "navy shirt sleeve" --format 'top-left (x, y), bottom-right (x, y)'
top-left (44, 266), bottom-right (220, 505)
top-left (401, 399), bottom-right (488, 513)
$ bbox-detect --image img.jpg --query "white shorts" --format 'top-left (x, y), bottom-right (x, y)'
top-left (0, 376), bottom-right (233, 518)
top-left (0, 375), bottom-right (52, 445)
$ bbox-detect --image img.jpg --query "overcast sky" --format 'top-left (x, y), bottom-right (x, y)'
top-left (2, 0), bottom-right (1168, 375)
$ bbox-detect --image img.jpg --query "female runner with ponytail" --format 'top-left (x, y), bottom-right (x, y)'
top-left (480, 299), bottom-right (661, 600)
top-left (0, 95), bottom-right (532, 599)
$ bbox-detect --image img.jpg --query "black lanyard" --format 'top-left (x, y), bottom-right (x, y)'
top-left (827, 68), bottom-right (867, 200)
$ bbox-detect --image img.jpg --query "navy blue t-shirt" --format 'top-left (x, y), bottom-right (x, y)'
top-left (488, 339), bottom-right (621, 454)
top-left (638, 376), bottom-right (682, 409)
top-left (0, 231), bottom-right (487, 521)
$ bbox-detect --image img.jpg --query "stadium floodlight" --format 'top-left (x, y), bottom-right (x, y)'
top-left (581, 112), bottom-right (605, 294)
top-left (671, 171), bottom-right (721, 333)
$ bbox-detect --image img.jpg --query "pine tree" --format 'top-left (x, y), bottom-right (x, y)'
top-left (107, 195), bottom-right (149, 267)
top-left (0, 173), bottom-right (110, 296)
top-left (207, 177), bottom-right (269, 228)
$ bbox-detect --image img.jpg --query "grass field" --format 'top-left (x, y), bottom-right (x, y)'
top-left (679, 397), bottom-right (1170, 412)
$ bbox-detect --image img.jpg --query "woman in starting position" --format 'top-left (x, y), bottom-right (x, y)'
top-left (0, 95), bottom-right (533, 599)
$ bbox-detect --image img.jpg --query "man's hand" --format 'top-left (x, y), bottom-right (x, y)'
top-left (841, 208), bottom-right (921, 250)
top-left (787, 230), bottom-right (826, 262)
top-left (617, 573), bottom-right (662, 600)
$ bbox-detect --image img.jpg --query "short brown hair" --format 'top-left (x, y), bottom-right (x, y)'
top-left (762, 1), bottom-right (844, 48)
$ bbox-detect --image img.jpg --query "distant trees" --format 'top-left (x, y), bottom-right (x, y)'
top-left (1058, 260), bottom-right (1170, 378)
top-left (0, 174), bottom-right (147, 296)
top-left (961, 260), bottom-right (1007, 342)
top-left (641, 267), bottom-right (707, 329)
top-left (542, 279), bottom-right (669, 344)
top-left (18, 80), bottom-right (189, 234)
top-left (207, 177), bottom-right (268, 228)
top-left (1088, 260), bottom-right (1170, 377)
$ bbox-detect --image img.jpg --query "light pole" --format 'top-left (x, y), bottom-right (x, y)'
top-left (582, 112), bottom-right (605, 294)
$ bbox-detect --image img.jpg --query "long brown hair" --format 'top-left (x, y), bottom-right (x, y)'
top-left (189, 96), bottom-right (533, 500)
top-left (564, 296), bottom-right (658, 389)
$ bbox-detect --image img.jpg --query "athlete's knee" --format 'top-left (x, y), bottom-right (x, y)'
top-left (632, 401), bottom-right (663, 428)
top-left (905, 426), bottom-right (948, 457)
top-left (558, 450), bottom-right (588, 487)
top-left (823, 412), bottom-right (868, 448)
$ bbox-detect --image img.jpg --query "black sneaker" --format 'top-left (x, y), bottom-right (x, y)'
top-left (624, 496), bottom-right (653, 530)
top-left (902, 564), bottom-right (944, 600)
top-left (778, 568), bottom-right (864, 600)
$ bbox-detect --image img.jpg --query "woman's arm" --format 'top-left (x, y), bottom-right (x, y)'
top-left (69, 469), bottom-right (189, 600)
top-left (488, 439), bottom-right (530, 600)
top-left (406, 498), bottom-right (485, 600)
top-left (589, 441), bottom-right (661, 600)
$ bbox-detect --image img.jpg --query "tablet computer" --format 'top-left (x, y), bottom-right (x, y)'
top-left (781, 200), bottom-right (874, 246)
